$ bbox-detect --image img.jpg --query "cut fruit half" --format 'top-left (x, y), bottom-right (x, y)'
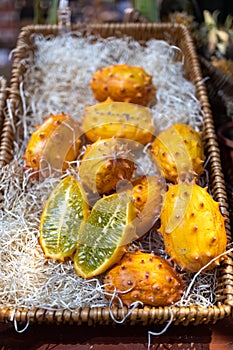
top-left (39, 175), bottom-right (89, 261)
top-left (73, 192), bottom-right (137, 278)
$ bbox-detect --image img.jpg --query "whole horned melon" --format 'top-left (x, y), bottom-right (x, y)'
top-left (23, 113), bottom-right (81, 177)
top-left (78, 137), bottom-right (135, 195)
top-left (132, 176), bottom-right (166, 236)
top-left (81, 99), bottom-right (155, 145)
top-left (151, 124), bottom-right (205, 183)
top-left (159, 183), bottom-right (227, 273)
top-left (104, 251), bottom-right (185, 307)
top-left (90, 64), bottom-right (156, 106)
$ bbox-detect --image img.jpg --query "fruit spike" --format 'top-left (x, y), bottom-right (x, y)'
top-left (159, 183), bottom-right (227, 273)
top-left (81, 99), bottom-right (155, 145)
top-left (104, 251), bottom-right (185, 307)
top-left (23, 113), bottom-right (81, 178)
top-left (90, 64), bottom-right (156, 106)
top-left (78, 137), bottom-right (135, 195)
top-left (150, 123), bottom-right (205, 183)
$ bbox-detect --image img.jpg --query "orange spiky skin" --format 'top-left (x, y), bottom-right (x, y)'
top-left (104, 251), bottom-right (185, 307)
top-left (23, 113), bottom-right (81, 177)
top-left (90, 64), bottom-right (156, 106)
top-left (78, 137), bottom-right (135, 195)
top-left (159, 183), bottom-right (227, 273)
top-left (151, 124), bottom-right (205, 183)
top-left (81, 100), bottom-right (155, 145)
top-left (132, 176), bottom-right (166, 236)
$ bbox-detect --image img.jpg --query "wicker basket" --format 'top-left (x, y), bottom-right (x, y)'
top-left (0, 76), bottom-right (8, 154)
top-left (0, 76), bottom-right (7, 117)
top-left (0, 23), bottom-right (233, 327)
top-left (0, 76), bottom-right (14, 166)
top-left (199, 56), bottom-right (233, 231)
top-left (199, 56), bottom-right (233, 128)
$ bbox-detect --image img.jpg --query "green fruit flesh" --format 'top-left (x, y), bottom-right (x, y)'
top-left (74, 193), bottom-right (135, 276)
top-left (40, 176), bottom-right (88, 260)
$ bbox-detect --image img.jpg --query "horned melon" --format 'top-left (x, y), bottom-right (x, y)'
top-left (159, 182), bottom-right (227, 273)
top-left (151, 123), bottom-right (205, 183)
top-left (90, 64), bottom-right (156, 106)
top-left (105, 251), bottom-right (185, 306)
top-left (78, 137), bottom-right (135, 195)
top-left (81, 100), bottom-right (155, 145)
top-left (23, 113), bottom-right (81, 177)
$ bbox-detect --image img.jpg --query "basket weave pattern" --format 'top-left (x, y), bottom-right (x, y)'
top-left (0, 76), bottom-right (9, 163)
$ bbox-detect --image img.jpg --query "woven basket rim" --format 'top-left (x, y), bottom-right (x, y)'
top-left (0, 22), bottom-right (233, 327)
top-left (0, 76), bottom-right (8, 152)
top-left (0, 304), bottom-right (232, 326)
top-left (0, 76), bottom-right (7, 106)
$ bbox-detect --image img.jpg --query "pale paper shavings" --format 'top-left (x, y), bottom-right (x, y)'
top-left (0, 31), bottom-right (218, 312)
top-left (0, 162), bottom-right (108, 310)
top-left (19, 32), bottom-right (203, 137)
